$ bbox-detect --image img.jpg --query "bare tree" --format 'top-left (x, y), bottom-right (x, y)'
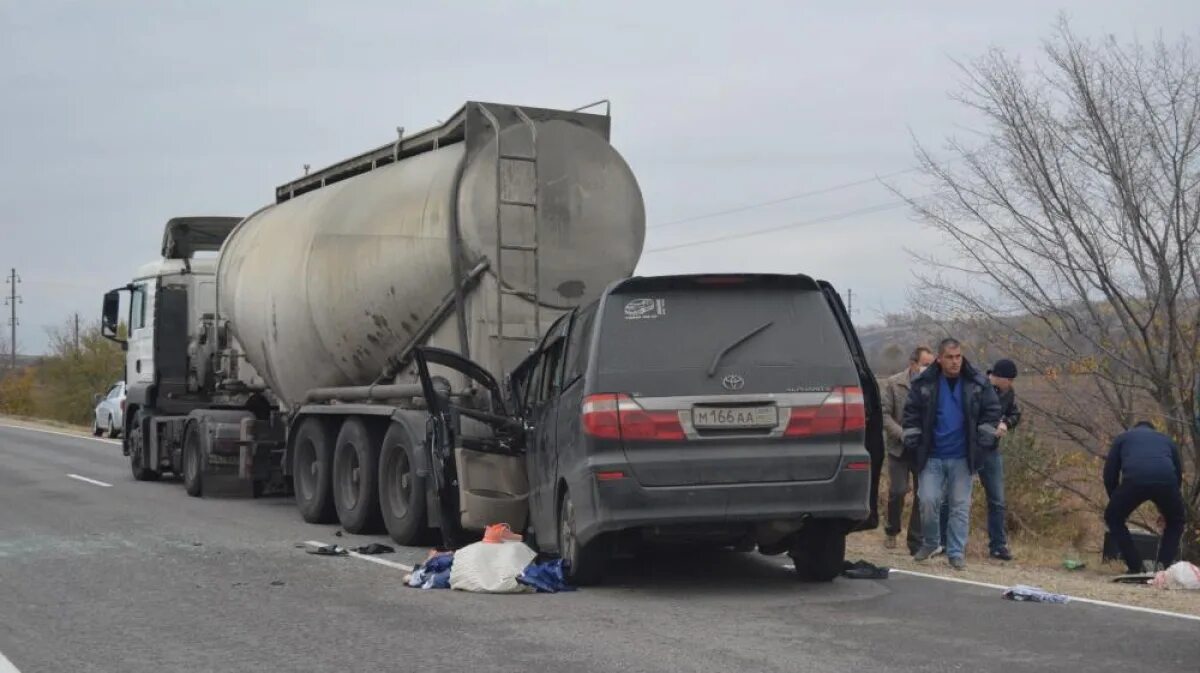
top-left (905, 19), bottom-right (1200, 558)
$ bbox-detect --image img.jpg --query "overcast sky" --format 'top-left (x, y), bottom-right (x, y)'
top-left (2, 1), bottom-right (1196, 354)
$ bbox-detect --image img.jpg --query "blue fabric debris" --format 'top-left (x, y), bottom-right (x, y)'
top-left (407, 553), bottom-right (454, 590)
top-left (1002, 585), bottom-right (1069, 604)
top-left (518, 559), bottom-right (576, 593)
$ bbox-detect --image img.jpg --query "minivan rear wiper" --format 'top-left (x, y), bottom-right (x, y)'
top-left (706, 321), bottom-right (774, 377)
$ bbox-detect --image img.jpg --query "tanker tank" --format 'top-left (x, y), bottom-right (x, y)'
top-left (216, 102), bottom-right (645, 409)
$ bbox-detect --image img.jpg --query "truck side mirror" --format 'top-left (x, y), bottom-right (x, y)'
top-left (101, 288), bottom-right (127, 349)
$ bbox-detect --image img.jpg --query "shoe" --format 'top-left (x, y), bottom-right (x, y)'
top-left (990, 548), bottom-right (1014, 561)
top-left (912, 547), bottom-right (937, 562)
top-left (949, 557), bottom-right (967, 571)
top-left (884, 535), bottom-right (898, 550)
top-left (930, 545), bottom-right (946, 559)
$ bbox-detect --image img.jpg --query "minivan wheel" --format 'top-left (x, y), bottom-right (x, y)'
top-left (107, 415), bottom-right (119, 439)
top-left (292, 417), bottom-right (338, 524)
top-left (332, 418), bottom-right (384, 534)
top-left (378, 423), bottom-right (429, 546)
top-left (183, 421), bottom-right (204, 497)
top-left (92, 416), bottom-right (103, 437)
top-left (558, 490), bottom-right (606, 586)
top-left (789, 520), bottom-right (847, 582)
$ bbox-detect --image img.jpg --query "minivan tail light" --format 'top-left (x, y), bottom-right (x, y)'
top-left (785, 386), bottom-right (865, 437)
top-left (582, 394), bottom-right (685, 442)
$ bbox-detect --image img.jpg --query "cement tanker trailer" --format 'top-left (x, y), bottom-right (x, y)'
top-left (100, 101), bottom-right (645, 545)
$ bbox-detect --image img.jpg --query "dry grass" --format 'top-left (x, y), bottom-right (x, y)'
top-left (0, 414), bottom-right (94, 436)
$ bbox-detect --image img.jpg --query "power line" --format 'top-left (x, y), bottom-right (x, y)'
top-left (650, 166), bottom-right (921, 230)
top-left (645, 197), bottom-right (922, 255)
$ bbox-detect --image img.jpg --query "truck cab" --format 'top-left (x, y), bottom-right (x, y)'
top-left (102, 216), bottom-right (244, 479)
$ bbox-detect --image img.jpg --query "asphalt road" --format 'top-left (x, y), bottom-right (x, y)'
top-left (1, 423), bottom-right (1197, 673)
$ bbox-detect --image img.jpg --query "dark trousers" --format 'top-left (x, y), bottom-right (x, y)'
top-left (885, 453), bottom-right (922, 553)
top-left (1104, 482), bottom-right (1186, 573)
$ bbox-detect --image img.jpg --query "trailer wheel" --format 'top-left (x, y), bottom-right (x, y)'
top-left (129, 410), bottom-right (159, 482)
top-left (379, 422), bottom-right (429, 546)
top-left (183, 421), bottom-right (204, 497)
top-left (292, 417), bottom-right (338, 524)
top-left (332, 417), bottom-right (384, 534)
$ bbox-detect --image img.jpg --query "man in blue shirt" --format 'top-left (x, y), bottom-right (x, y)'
top-left (901, 338), bottom-right (1002, 570)
top-left (1103, 421), bottom-right (1186, 574)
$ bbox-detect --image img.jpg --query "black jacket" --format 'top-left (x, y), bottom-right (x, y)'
top-left (1103, 425), bottom-right (1183, 495)
top-left (996, 387), bottom-right (1021, 430)
top-left (901, 359), bottom-right (1002, 472)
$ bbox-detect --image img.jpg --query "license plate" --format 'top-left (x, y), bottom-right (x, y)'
top-left (691, 406), bottom-right (778, 429)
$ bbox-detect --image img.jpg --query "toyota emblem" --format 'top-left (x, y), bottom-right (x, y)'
top-left (722, 374), bottom-right (746, 391)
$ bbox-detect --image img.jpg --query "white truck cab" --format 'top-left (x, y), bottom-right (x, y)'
top-left (123, 257), bottom-right (218, 389)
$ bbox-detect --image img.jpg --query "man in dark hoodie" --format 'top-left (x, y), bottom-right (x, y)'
top-left (902, 338), bottom-right (1002, 571)
top-left (1103, 421), bottom-right (1186, 574)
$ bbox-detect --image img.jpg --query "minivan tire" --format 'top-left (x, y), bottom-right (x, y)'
top-left (790, 520), bottom-right (847, 582)
top-left (332, 418), bottom-right (384, 534)
top-left (292, 417), bottom-right (338, 524)
top-left (378, 423), bottom-right (429, 546)
top-left (559, 490), bottom-right (607, 586)
top-left (107, 415), bottom-right (120, 439)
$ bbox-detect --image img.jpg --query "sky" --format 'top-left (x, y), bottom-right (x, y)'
top-left (1, 1), bottom-right (1197, 354)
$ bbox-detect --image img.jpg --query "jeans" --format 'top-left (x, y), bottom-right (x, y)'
top-left (939, 451), bottom-right (1007, 552)
top-left (885, 454), bottom-right (922, 553)
top-left (919, 457), bottom-right (973, 560)
top-left (1104, 482), bottom-right (1186, 573)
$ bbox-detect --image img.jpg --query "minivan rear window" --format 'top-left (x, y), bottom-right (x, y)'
top-left (595, 286), bottom-right (857, 395)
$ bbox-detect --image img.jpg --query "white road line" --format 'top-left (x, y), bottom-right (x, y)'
top-left (67, 473), bottom-right (114, 488)
top-left (891, 568), bottom-right (1200, 623)
top-left (0, 649), bottom-right (23, 673)
top-left (0, 423), bottom-right (121, 445)
top-left (304, 540), bottom-right (414, 572)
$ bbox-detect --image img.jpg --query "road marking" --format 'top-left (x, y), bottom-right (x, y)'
top-left (0, 423), bottom-right (121, 445)
top-left (891, 568), bottom-right (1200, 623)
top-left (0, 649), bottom-right (23, 672)
top-left (67, 474), bottom-right (114, 488)
top-left (304, 540), bottom-right (414, 572)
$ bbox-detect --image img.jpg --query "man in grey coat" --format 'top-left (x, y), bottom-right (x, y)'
top-left (881, 345), bottom-right (935, 554)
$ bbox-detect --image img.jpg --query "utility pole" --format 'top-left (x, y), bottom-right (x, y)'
top-left (4, 268), bottom-right (20, 370)
top-left (74, 312), bottom-right (80, 352)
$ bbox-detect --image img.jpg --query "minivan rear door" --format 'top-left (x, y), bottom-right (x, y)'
top-left (591, 275), bottom-right (864, 487)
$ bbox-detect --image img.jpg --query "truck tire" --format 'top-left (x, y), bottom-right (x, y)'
top-left (789, 520), bottom-right (846, 582)
top-left (378, 422), bottom-right (429, 546)
top-left (292, 417), bottom-right (338, 524)
top-left (128, 410), bottom-right (160, 482)
top-left (332, 417), bottom-right (384, 534)
top-left (558, 489), bottom-right (607, 586)
top-left (183, 421), bottom-right (204, 497)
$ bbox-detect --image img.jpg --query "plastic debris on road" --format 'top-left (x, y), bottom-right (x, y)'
top-left (306, 543), bottom-right (349, 556)
top-left (406, 552), bottom-right (454, 590)
top-left (450, 540), bottom-right (536, 593)
top-left (518, 559), bottom-right (576, 593)
top-left (482, 523), bottom-right (523, 544)
top-left (1150, 562), bottom-right (1200, 590)
top-left (351, 543), bottom-right (395, 555)
top-left (1002, 585), bottom-right (1069, 604)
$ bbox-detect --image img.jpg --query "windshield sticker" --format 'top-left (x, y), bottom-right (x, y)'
top-left (624, 298), bottom-right (666, 320)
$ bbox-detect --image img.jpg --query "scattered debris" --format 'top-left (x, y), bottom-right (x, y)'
top-left (306, 543), bottom-right (349, 556)
top-left (270, 580), bottom-right (286, 587)
top-left (450, 540), bottom-right (536, 593)
top-left (842, 559), bottom-right (889, 580)
top-left (1111, 573), bottom-right (1155, 585)
top-left (519, 559), bottom-right (575, 593)
top-left (350, 543), bottom-right (395, 555)
top-left (191, 542), bottom-right (203, 547)
top-left (1150, 562), bottom-right (1200, 591)
top-left (334, 530), bottom-right (344, 537)
top-left (1003, 585), bottom-right (1069, 604)
top-left (1061, 559), bottom-right (1086, 571)
top-left (482, 523), bottom-right (523, 544)
top-left (406, 552), bottom-right (454, 590)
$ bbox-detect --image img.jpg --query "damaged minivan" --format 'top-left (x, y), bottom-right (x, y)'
top-left (415, 274), bottom-right (883, 584)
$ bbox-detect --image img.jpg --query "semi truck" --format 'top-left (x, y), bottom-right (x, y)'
top-left (101, 101), bottom-right (647, 545)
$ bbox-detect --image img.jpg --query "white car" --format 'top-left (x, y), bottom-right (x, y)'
top-left (92, 381), bottom-right (126, 438)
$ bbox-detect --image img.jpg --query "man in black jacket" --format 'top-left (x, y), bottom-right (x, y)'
top-left (1103, 422), bottom-right (1186, 574)
top-left (902, 338), bottom-right (1002, 571)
